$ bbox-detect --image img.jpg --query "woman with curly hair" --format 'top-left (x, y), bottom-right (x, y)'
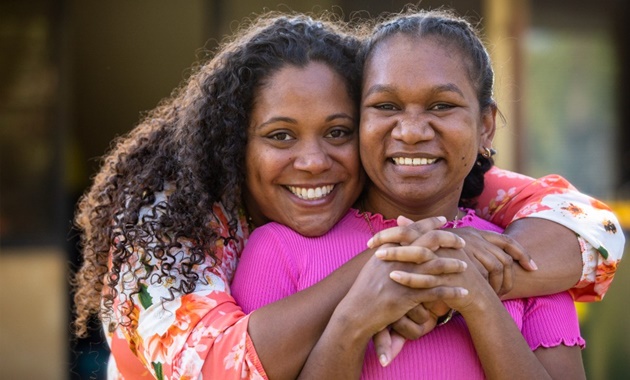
top-left (72, 10), bottom-right (624, 380)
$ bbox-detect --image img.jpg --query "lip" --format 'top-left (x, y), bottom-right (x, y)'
top-left (386, 153), bottom-right (441, 176)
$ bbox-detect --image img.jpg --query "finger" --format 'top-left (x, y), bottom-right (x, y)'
top-left (390, 315), bottom-right (432, 340)
top-left (482, 231), bottom-right (537, 271)
top-left (472, 248), bottom-right (507, 293)
top-left (374, 245), bottom-right (436, 264)
top-left (389, 273), bottom-right (469, 299)
top-left (388, 332), bottom-right (407, 364)
top-left (418, 257), bottom-right (468, 275)
top-left (501, 257), bottom-right (513, 296)
top-left (368, 216), bottom-right (447, 248)
top-left (373, 329), bottom-right (393, 367)
top-left (425, 300), bottom-right (451, 318)
top-left (396, 215), bottom-right (414, 227)
top-left (411, 230), bottom-right (466, 251)
top-left (405, 303), bottom-right (433, 326)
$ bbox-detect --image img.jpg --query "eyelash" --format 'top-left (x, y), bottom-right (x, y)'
top-left (265, 127), bottom-right (353, 142)
top-left (374, 103), bottom-right (398, 111)
top-left (268, 132), bottom-right (293, 141)
top-left (326, 128), bottom-right (352, 138)
top-left (372, 102), bottom-right (456, 112)
top-left (431, 103), bottom-right (454, 111)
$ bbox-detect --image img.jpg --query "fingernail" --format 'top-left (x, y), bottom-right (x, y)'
top-left (529, 259), bottom-right (538, 271)
top-left (375, 249), bottom-right (386, 258)
top-left (379, 353), bottom-right (389, 367)
top-left (459, 260), bottom-right (467, 269)
top-left (437, 216), bottom-right (447, 224)
top-left (367, 237), bottom-right (374, 248)
top-left (459, 288), bottom-right (469, 296)
top-left (390, 271), bottom-right (402, 281)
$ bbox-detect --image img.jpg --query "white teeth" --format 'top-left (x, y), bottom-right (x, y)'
top-left (287, 185), bottom-right (335, 200)
top-left (393, 157), bottom-right (437, 166)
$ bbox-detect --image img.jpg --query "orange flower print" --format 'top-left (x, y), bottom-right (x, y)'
top-left (590, 198), bottom-right (613, 211)
top-left (561, 203), bottom-right (585, 218)
top-left (224, 337), bottom-right (246, 371)
top-left (603, 219), bottom-right (618, 234)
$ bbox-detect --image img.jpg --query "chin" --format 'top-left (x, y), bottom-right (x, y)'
top-left (293, 220), bottom-right (334, 238)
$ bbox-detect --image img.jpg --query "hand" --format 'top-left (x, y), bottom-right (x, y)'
top-left (447, 227), bottom-right (537, 296)
top-left (369, 215), bottom-right (536, 296)
top-left (373, 300), bottom-right (450, 366)
top-left (334, 237), bottom-right (469, 345)
top-left (372, 329), bottom-right (406, 367)
top-left (386, 247), bottom-right (499, 316)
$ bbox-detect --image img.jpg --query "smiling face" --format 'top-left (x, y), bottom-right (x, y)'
top-left (360, 34), bottom-right (496, 220)
top-left (244, 62), bottom-right (363, 237)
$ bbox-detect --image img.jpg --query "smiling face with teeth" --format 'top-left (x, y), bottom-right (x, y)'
top-left (360, 34), bottom-right (496, 221)
top-left (244, 62), bottom-right (363, 237)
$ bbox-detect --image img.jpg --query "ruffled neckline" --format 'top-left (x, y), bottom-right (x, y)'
top-left (349, 207), bottom-right (475, 229)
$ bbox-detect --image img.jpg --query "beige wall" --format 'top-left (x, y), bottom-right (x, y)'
top-left (0, 249), bottom-right (67, 379)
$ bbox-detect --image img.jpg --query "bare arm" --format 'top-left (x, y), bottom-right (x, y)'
top-left (502, 218), bottom-right (582, 299)
top-left (247, 248), bottom-right (370, 380)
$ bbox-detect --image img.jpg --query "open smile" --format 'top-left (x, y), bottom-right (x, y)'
top-left (392, 157), bottom-right (438, 166)
top-left (287, 185), bottom-right (335, 200)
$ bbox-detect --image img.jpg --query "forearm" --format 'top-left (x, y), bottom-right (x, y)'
top-left (480, 167), bottom-right (625, 301)
top-left (248, 249), bottom-right (371, 380)
top-left (461, 297), bottom-right (552, 380)
top-left (297, 308), bottom-right (369, 380)
top-left (502, 218), bottom-right (581, 299)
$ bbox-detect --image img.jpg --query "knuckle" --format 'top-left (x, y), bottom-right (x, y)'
top-left (489, 262), bottom-right (503, 274)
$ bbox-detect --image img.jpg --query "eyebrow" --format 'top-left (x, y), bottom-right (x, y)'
top-left (363, 83), bottom-right (465, 98)
top-left (432, 83), bottom-right (465, 98)
top-left (256, 113), bottom-right (355, 130)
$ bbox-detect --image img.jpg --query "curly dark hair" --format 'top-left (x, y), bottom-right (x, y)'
top-left (360, 8), bottom-right (496, 207)
top-left (71, 11), bottom-right (362, 337)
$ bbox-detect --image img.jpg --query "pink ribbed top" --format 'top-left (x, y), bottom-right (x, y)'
top-left (231, 209), bottom-right (584, 379)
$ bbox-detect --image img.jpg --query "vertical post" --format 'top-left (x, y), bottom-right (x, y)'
top-left (483, 0), bottom-right (529, 172)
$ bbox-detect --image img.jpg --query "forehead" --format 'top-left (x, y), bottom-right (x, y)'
top-left (364, 34), bottom-right (474, 91)
top-left (257, 62), bottom-right (348, 99)
top-left (251, 62), bottom-right (356, 121)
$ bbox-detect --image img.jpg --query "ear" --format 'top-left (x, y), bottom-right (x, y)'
top-left (479, 105), bottom-right (497, 149)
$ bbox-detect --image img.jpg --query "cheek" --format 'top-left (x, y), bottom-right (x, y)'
top-left (245, 146), bottom-right (270, 189)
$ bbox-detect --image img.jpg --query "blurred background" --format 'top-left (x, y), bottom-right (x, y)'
top-left (0, 0), bottom-right (628, 378)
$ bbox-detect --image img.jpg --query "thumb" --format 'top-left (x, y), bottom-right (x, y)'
top-left (373, 329), bottom-right (393, 367)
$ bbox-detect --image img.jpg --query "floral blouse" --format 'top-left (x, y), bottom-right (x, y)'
top-left (105, 167), bottom-right (625, 379)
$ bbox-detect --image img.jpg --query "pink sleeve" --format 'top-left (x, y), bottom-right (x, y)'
top-left (231, 224), bottom-right (300, 313)
top-left (478, 166), bottom-right (625, 301)
top-left (520, 292), bottom-right (585, 351)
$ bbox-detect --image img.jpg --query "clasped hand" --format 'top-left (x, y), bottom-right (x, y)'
top-left (365, 215), bottom-right (535, 366)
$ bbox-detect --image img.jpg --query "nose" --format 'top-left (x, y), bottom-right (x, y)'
top-left (293, 140), bottom-right (333, 174)
top-left (391, 113), bottom-right (435, 144)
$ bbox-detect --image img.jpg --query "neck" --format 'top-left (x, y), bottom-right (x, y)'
top-left (360, 189), bottom-right (461, 222)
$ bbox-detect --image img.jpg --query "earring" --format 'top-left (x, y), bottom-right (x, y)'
top-left (481, 147), bottom-right (497, 158)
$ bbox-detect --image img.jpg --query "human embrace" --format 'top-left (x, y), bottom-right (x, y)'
top-left (73, 6), bottom-right (625, 380)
